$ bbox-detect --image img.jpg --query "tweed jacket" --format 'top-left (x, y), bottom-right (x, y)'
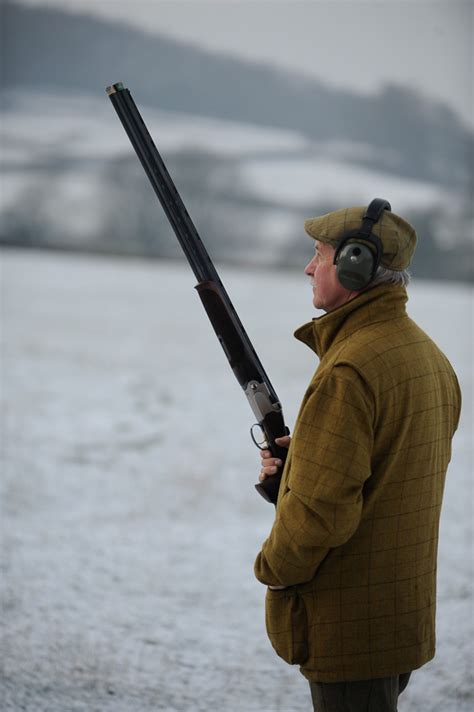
top-left (254, 284), bottom-right (461, 682)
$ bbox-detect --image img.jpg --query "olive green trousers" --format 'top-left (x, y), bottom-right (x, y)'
top-left (309, 672), bottom-right (411, 712)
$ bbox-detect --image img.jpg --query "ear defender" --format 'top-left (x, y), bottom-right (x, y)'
top-left (334, 198), bottom-right (391, 291)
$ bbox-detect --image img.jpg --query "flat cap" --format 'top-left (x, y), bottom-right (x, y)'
top-left (304, 206), bottom-right (417, 270)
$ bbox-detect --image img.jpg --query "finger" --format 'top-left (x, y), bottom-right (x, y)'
top-left (259, 467), bottom-right (279, 482)
top-left (260, 457), bottom-right (283, 469)
top-left (274, 436), bottom-right (291, 448)
top-left (260, 464), bottom-right (280, 477)
top-left (261, 449), bottom-right (272, 459)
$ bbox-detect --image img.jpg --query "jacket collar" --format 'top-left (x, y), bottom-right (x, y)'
top-left (294, 284), bottom-right (408, 358)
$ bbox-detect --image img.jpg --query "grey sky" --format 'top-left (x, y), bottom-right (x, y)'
top-left (16, 0), bottom-right (473, 127)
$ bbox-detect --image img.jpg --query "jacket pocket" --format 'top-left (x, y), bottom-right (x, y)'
top-left (265, 587), bottom-right (308, 665)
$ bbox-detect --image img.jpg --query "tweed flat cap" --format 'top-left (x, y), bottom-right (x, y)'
top-left (304, 206), bottom-right (417, 270)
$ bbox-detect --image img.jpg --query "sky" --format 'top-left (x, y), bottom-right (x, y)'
top-left (12, 1), bottom-right (474, 128)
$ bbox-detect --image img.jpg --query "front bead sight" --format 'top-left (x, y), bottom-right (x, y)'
top-left (106, 82), bottom-right (125, 96)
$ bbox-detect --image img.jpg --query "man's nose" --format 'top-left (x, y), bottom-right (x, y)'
top-left (304, 256), bottom-right (316, 275)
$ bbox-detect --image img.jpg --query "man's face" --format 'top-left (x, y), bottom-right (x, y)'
top-left (304, 240), bottom-right (356, 312)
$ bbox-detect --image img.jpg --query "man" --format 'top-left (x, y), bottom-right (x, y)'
top-left (254, 202), bottom-right (461, 712)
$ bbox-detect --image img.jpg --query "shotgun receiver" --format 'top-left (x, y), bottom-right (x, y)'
top-left (106, 82), bottom-right (288, 504)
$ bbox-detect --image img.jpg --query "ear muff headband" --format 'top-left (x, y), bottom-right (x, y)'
top-left (333, 198), bottom-right (392, 291)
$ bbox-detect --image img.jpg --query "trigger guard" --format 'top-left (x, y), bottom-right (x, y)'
top-left (250, 423), bottom-right (267, 450)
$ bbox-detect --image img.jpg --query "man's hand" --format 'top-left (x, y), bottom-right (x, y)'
top-left (258, 435), bottom-right (291, 482)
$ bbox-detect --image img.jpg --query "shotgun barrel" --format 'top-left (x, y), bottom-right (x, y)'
top-left (106, 82), bottom-right (288, 504)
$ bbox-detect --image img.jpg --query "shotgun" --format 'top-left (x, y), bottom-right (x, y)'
top-left (106, 82), bottom-right (288, 504)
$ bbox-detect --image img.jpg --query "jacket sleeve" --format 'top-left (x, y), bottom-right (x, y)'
top-left (254, 364), bottom-right (374, 587)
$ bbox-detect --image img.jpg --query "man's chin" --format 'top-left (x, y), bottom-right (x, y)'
top-left (313, 294), bottom-right (331, 313)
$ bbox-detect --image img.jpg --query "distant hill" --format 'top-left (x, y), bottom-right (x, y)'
top-left (2, 0), bottom-right (472, 189)
top-left (1, 88), bottom-right (471, 282)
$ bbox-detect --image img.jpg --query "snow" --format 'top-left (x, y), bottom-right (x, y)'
top-left (0, 248), bottom-right (472, 711)
top-left (1, 88), bottom-right (458, 224)
top-left (240, 156), bottom-right (450, 210)
top-left (1, 88), bottom-right (308, 164)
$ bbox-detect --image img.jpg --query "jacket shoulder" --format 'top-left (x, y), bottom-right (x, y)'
top-left (329, 314), bottom-right (461, 430)
top-left (333, 314), bottom-right (452, 375)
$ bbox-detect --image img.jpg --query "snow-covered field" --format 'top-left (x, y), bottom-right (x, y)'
top-left (1, 248), bottom-right (472, 711)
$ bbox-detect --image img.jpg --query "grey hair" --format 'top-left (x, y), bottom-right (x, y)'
top-left (370, 266), bottom-right (411, 288)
